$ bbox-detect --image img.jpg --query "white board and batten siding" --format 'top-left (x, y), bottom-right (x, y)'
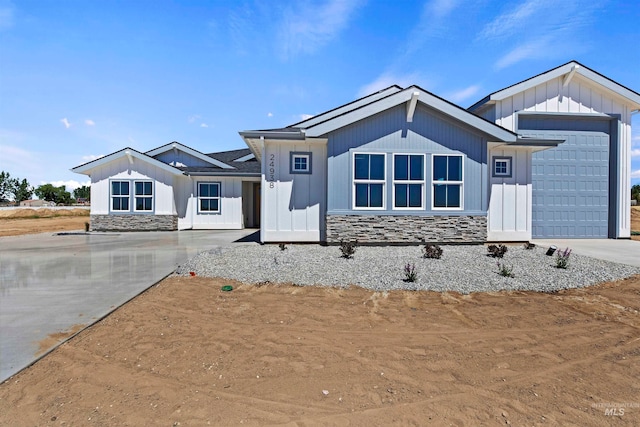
top-left (261, 140), bottom-right (327, 242)
top-left (493, 74), bottom-right (634, 237)
top-left (89, 156), bottom-right (176, 215)
top-left (488, 147), bottom-right (532, 241)
top-left (175, 175), bottom-right (254, 230)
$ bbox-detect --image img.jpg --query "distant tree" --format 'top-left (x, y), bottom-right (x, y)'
top-left (633, 184), bottom-right (640, 202)
top-left (13, 179), bottom-right (33, 203)
top-left (35, 184), bottom-right (72, 205)
top-left (0, 171), bottom-right (13, 201)
top-left (73, 185), bottom-right (90, 201)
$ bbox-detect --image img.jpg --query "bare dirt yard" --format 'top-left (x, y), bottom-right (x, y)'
top-left (0, 208), bottom-right (89, 237)
top-left (632, 206), bottom-right (640, 241)
top-left (1, 274), bottom-right (639, 426)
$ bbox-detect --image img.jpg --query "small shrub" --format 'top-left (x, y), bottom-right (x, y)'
top-left (84, 221), bottom-right (90, 232)
top-left (523, 241), bottom-right (536, 250)
top-left (339, 239), bottom-right (357, 259)
top-left (422, 244), bottom-right (443, 259)
top-left (487, 244), bottom-right (508, 258)
top-left (555, 247), bottom-right (572, 269)
top-left (404, 263), bottom-right (417, 282)
top-left (496, 262), bottom-right (514, 278)
top-left (278, 243), bottom-right (287, 251)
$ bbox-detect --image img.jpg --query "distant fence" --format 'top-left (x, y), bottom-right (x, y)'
top-left (0, 206), bottom-right (91, 211)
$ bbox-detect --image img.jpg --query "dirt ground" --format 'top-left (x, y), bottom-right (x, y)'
top-left (632, 206), bottom-right (640, 241)
top-left (0, 208), bottom-right (89, 237)
top-left (1, 274), bottom-right (639, 426)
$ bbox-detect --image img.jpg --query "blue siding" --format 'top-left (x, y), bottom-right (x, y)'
top-left (326, 104), bottom-right (488, 214)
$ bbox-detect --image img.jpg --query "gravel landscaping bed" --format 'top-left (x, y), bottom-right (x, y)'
top-left (175, 244), bottom-right (640, 293)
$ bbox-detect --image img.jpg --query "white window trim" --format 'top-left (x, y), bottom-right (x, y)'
top-left (352, 152), bottom-right (386, 210)
top-left (431, 154), bottom-right (464, 211)
top-left (392, 153), bottom-right (425, 210)
top-left (492, 156), bottom-right (512, 178)
top-left (198, 182), bottom-right (221, 214)
top-left (133, 180), bottom-right (154, 212)
top-left (290, 152), bottom-right (312, 174)
top-left (110, 180), bottom-right (130, 212)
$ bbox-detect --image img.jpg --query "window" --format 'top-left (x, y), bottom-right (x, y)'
top-left (290, 152), bottom-right (312, 174)
top-left (432, 154), bottom-right (463, 209)
top-left (111, 181), bottom-right (130, 212)
top-left (134, 181), bottom-right (153, 211)
top-left (353, 153), bottom-right (385, 209)
top-left (198, 182), bottom-right (220, 213)
top-left (393, 154), bottom-right (424, 209)
top-left (492, 156), bottom-right (512, 178)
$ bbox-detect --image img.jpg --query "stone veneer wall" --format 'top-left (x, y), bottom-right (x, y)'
top-left (90, 214), bottom-right (178, 231)
top-left (326, 214), bottom-right (487, 244)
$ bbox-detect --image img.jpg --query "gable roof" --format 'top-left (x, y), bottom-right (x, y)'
top-left (288, 85), bottom-right (403, 129)
top-left (468, 60), bottom-right (640, 111)
top-left (145, 141), bottom-right (234, 169)
top-left (71, 147), bottom-right (184, 175)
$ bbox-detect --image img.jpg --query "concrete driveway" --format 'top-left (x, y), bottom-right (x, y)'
top-left (0, 229), bottom-right (258, 383)
top-left (531, 238), bottom-right (640, 267)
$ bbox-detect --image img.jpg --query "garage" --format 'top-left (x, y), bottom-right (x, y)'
top-left (520, 115), bottom-right (615, 238)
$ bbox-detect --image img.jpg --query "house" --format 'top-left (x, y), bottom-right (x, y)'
top-left (73, 61), bottom-right (640, 242)
top-left (72, 144), bottom-right (260, 231)
top-left (20, 199), bottom-right (54, 207)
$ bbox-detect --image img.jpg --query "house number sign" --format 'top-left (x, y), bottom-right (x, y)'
top-left (268, 153), bottom-right (276, 188)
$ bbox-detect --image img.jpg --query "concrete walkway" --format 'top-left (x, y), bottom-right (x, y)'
top-left (0, 229), bottom-right (257, 383)
top-left (531, 238), bottom-right (640, 267)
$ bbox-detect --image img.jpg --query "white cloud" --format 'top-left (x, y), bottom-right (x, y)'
top-left (427, 0), bottom-right (461, 19)
top-left (478, 0), bottom-right (546, 41)
top-left (278, 0), bottom-right (364, 59)
top-left (357, 72), bottom-right (423, 98)
top-left (60, 118), bottom-right (71, 129)
top-left (299, 114), bottom-right (313, 121)
top-left (84, 119), bottom-right (95, 126)
top-left (494, 37), bottom-right (552, 70)
top-left (632, 169), bottom-right (640, 179)
top-left (200, 123), bottom-right (209, 128)
top-left (188, 115), bottom-right (200, 123)
top-left (43, 180), bottom-right (90, 192)
top-left (446, 85), bottom-right (481, 103)
top-left (81, 154), bottom-right (105, 162)
top-left (631, 149), bottom-right (640, 158)
top-left (267, 112), bottom-right (274, 117)
top-left (0, 1), bottom-right (14, 31)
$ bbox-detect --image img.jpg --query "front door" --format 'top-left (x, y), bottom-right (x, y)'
top-left (253, 183), bottom-right (261, 227)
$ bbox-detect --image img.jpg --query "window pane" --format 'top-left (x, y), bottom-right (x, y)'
top-left (144, 182), bottom-right (152, 195)
top-left (211, 199), bottom-right (219, 212)
top-left (144, 198), bottom-right (152, 210)
top-left (112, 182), bottom-right (121, 196)
top-left (408, 184), bottom-right (422, 207)
top-left (410, 155), bottom-right (423, 180)
top-left (433, 156), bottom-right (447, 181)
top-left (434, 184), bottom-right (447, 207)
top-left (354, 154), bottom-right (369, 180)
top-left (122, 197), bottom-right (129, 211)
top-left (135, 182), bottom-right (143, 195)
top-left (122, 182), bottom-right (129, 195)
top-left (200, 199), bottom-right (210, 211)
top-left (112, 198), bottom-right (121, 210)
top-left (370, 155), bottom-right (385, 180)
top-left (447, 184), bottom-right (461, 207)
top-left (448, 156), bottom-right (462, 181)
top-left (355, 183), bottom-right (368, 207)
top-left (200, 184), bottom-right (209, 197)
top-left (395, 184), bottom-right (407, 207)
top-left (370, 184), bottom-right (383, 207)
top-left (394, 155), bottom-right (408, 180)
top-left (211, 184), bottom-right (219, 197)
top-left (136, 198), bottom-right (144, 211)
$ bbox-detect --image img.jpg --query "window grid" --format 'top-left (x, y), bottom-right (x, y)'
top-left (393, 154), bottom-right (425, 210)
top-left (134, 181), bottom-right (153, 212)
top-left (290, 152), bottom-right (312, 174)
top-left (432, 154), bottom-right (463, 210)
top-left (111, 181), bottom-right (130, 212)
top-left (198, 182), bottom-right (221, 213)
top-left (493, 157), bottom-right (512, 178)
top-left (353, 153), bottom-right (386, 210)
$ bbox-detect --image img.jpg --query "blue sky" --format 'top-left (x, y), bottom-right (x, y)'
top-left (1, 0), bottom-right (639, 192)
